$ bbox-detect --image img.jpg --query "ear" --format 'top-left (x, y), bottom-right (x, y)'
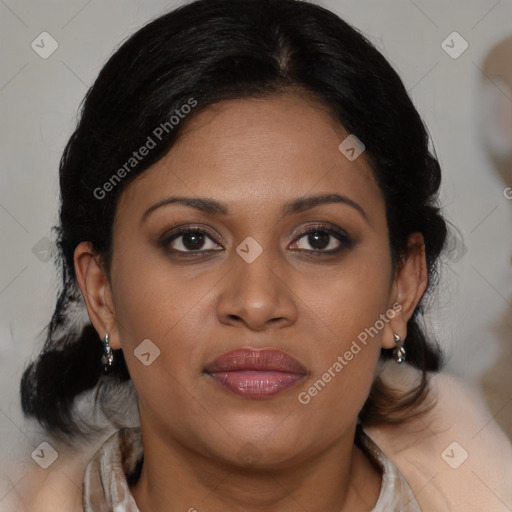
top-left (382, 232), bottom-right (428, 349)
top-left (74, 241), bottom-right (121, 350)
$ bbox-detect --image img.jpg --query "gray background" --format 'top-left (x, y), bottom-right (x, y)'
top-left (1, 0), bottom-right (512, 502)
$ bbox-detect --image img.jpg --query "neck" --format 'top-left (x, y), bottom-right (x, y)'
top-left (129, 424), bottom-right (382, 512)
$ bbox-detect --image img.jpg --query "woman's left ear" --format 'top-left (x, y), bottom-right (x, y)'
top-left (382, 232), bottom-right (428, 349)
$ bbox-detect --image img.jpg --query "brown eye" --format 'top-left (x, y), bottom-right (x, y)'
top-left (179, 232), bottom-right (206, 251)
top-left (161, 227), bottom-right (223, 253)
top-left (291, 226), bottom-right (353, 254)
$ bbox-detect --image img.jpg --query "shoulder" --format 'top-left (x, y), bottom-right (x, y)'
top-left (0, 435), bottom-right (105, 512)
top-left (364, 361), bottom-right (512, 512)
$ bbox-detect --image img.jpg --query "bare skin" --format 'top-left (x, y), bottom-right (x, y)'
top-left (75, 93), bottom-right (427, 512)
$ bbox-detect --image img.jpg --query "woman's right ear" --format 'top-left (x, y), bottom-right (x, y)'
top-left (74, 241), bottom-right (121, 350)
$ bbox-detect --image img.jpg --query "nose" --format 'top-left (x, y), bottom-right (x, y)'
top-left (216, 245), bottom-right (298, 331)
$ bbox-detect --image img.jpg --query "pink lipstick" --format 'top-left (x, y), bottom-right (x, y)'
top-left (204, 348), bottom-right (307, 399)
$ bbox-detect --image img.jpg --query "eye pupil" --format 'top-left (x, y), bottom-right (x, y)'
top-left (183, 232), bottom-right (205, 250)
top-left (308, 231), bottom-right (329, 250)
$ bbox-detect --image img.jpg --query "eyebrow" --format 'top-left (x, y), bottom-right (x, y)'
top-left (141, 193), bottom-right (368, 223)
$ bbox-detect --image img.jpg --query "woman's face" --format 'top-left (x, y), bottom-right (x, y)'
top-left (91, 94), bottom-right (409, 467)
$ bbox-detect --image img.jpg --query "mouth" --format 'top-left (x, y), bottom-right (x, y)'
top-left (203, 348), bottom-right (308, 399)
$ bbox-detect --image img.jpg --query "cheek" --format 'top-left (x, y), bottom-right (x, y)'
top-left (109, 246), bottom-right (221, 377)
top-left (111, 235), bottom-right (199, 331)
top-left (109, 261), bottom-right (202, 418)
top-left (294, 251), bottom-right (392, 410)
top-left (298, 246), bottom-right (392, 346)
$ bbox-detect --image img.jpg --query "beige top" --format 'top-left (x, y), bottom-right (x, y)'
top-left (82, 426), bottom-right (422, 512)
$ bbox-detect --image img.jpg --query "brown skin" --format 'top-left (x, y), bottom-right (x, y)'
top-left (74, 94), bottom-right (427, 512)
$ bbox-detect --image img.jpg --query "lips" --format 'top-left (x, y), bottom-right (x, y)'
top-left (204, 348), bottom-right (307, 373)
top-left (204, 348), bottom-right (307, 399)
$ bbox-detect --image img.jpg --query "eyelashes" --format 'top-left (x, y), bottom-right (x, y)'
top-left (290, 225), bottom-right (353, 253)
top-left (160, 226), bottom-right (222, 254)
top-left (158, 224), bottom-right (354, 257)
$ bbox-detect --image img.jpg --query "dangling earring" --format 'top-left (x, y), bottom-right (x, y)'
top-left (392, 333), bottom-right (406, 364)
top-left (101, 333), bottom-right (114, 374)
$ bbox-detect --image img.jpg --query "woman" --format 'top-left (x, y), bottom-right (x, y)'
top-left (14, 0), bottom-right (512, 510)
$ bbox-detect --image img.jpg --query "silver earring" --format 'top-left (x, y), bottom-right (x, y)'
top-left (392, 333), bottom-right (406, 364)
top-left (101, 333), bottom-right (114, 374)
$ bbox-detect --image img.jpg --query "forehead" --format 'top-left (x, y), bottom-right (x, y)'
top-left (117, 94), bottom-right (383, 221)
